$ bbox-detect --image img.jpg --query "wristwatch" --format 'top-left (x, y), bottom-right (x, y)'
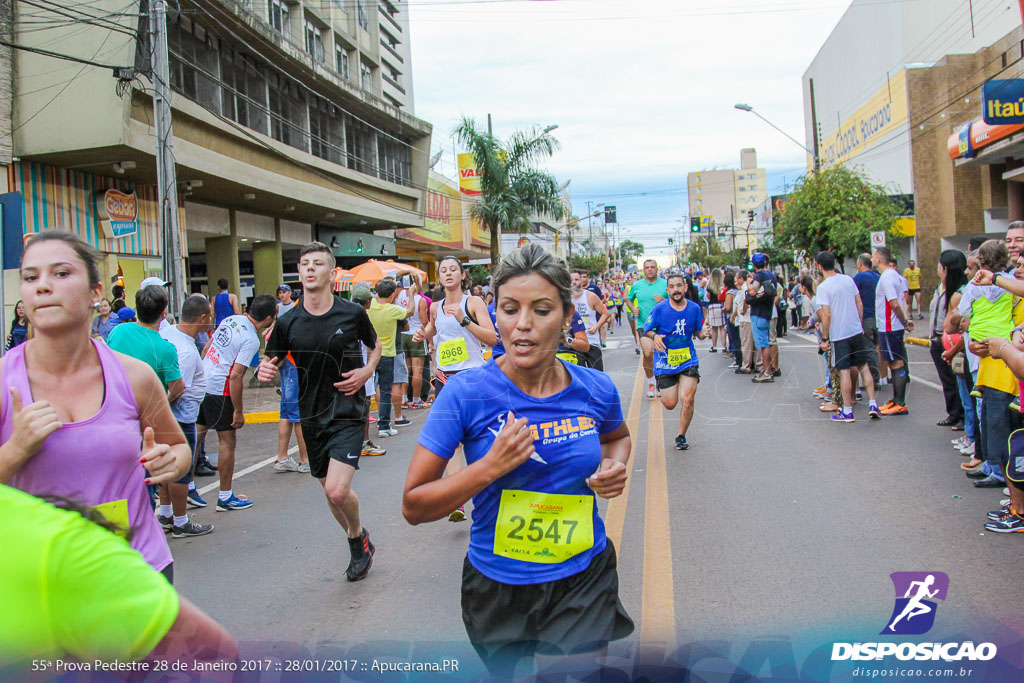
top-left (460, 316), bottom-right (472, 327)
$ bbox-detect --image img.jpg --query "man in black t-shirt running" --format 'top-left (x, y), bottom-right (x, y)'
top-left (258, 242), bottom-right (382, 582)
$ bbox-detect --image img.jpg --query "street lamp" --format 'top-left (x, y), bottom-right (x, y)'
top-left (734, 103), bottom-right (819, 171)
top-left (542, 124), bottom-right (559, 134)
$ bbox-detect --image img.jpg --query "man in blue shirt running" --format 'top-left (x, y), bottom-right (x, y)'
top-left (643, 273), bottom-right (708, 451)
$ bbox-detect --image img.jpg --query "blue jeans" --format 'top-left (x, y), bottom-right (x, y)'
top-left (956, 375), bottom-right (977, 443)
top-left (279, 360), bottom-right (300, 422)
top-left (726, 321), bottom-right (741, 356)
top-left (980, 386), bottom-right (1010, 481)
top-left (376, 355), bottom-right (395, 430)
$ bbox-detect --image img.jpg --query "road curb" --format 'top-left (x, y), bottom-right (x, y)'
top-left (245, 398), bottom-right (379, 424)
top-left (906, 336), bottom-right (930, 347)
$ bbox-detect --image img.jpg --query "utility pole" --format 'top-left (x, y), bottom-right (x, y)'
top-left (150, 0), bottom-right (185, 319)
top-left (586, 200), bottom-right (594, 254)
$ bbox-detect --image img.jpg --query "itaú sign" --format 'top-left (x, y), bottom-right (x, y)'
top-left (982, 79), bottom-right (1024, 125)
top-left (95, 188), bottom-right (138, 239)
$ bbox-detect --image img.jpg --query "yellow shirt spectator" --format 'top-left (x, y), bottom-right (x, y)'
top-left (368, 298), bottom-right (408, 358)
top-left (904, 266), bottom-right (921, 290)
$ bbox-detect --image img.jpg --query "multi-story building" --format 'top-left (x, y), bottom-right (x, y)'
top-left (686, 148), bottom-right (767, 250)
top-left (801, 0), bottom-right (1017, 281)
top-left (10, 0), bottom-right (432, 305)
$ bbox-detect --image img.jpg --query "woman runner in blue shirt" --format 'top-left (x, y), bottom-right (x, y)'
top-left (403, 244), bottom-right (633, 677)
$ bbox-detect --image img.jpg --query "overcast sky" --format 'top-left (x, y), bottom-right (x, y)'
top-left (408, 0), bottom-right (851, 258)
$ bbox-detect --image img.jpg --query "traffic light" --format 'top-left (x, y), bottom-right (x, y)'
top-left (690, 217), bottom-right (700, 232)
top-left (356, 238), bottom-right (364, 253)
top-left (746, 261), bottom-right (754, 271)
top-left (747, 210), bottom-right (754, 221)
top-left (668, 237), bottom-right (674, 245)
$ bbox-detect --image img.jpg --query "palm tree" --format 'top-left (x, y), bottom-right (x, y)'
top-left (455, 116), bottom-right (565, 265)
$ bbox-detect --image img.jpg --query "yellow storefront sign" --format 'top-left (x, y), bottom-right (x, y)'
top-left (398, 175), bottom-right (464, 249)
top-left (818, 70), bottom-right (909, 170)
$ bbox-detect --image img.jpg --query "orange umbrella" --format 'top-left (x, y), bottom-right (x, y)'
top-left (349, 260), bottom-right (401, 285)
top-left (384, 260), bottom-right (427, 281)
top-left (333, 269), bottom-right (354, 292)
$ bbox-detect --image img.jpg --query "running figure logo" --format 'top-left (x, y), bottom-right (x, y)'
top-left (486, 412), bottom-right (547, 464)
top-left (881, 571), bottom-right (949, 635)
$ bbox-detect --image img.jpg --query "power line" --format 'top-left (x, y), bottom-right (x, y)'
top-left (0, 39), bottom-right (133, 70)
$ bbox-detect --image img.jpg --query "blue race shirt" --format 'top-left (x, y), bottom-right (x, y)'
top-left (416, 359), bottom-right (624, 585)
top-left (487, 302), bottom-right (505, 357)
top-left (853, 270), bottom-right (880, 319)
top-left (643, 299), bottom-right (704, 375)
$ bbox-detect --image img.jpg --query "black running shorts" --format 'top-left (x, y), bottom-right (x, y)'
top-left (197, 394), bottom-right (236, 432)
top-left (656, 366), bottom-right (701, 390)
top-left (302, 423), bottom-right (364, 478)
top-left (460, 540), bottom-right (634, 677)
top-left (832, 333), bottom-right (874, 370)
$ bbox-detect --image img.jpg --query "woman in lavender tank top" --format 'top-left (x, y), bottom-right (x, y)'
top-left (0, 232), bottom-right (192, 577)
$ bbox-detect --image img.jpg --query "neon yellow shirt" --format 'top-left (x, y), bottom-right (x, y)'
top-left (903, 267), bottom-right (921, 290)
top-left (975, 297), bottom-right (1024, 395)
top-left (0, 485), bottom-right (179, 663)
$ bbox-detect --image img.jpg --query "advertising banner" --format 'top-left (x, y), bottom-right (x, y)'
top-left (819, 70), bottom-right (909, 169)
top-left (95, 189), bottom-right (139, 239)
top-left (457, 153), bottom-right (482, 195)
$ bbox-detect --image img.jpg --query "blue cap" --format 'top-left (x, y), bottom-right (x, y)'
top-left (277, 283), bottom-right (292, 293)
top-left (116, 307), bottom-right (136, 321)
top-left (751, 253), bottom-right (768, 267)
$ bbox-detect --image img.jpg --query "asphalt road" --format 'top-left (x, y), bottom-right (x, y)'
top-left (170, 325), bottom-right (1024, 680)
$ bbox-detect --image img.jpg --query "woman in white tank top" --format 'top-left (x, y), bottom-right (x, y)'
top-left (413, 256), bottom-right (497, 393)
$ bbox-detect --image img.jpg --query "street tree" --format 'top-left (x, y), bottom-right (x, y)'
top-left (455, 117), bottom-right (565, 265)
top-left (571, 253), bottom-right (609, 274)
top-left (617, 239), bottom-right (645, 266)
top-left (774, 165), bottom-right (901, 264)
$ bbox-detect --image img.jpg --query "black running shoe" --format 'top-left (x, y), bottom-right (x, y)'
top-left (674, 434), bottom-right (689, 451)
top-left (346, 528), bottom-right (375, 581)
top-left (194, 459), bottom-right (218, 477)
top-left (171, 517), bottom-right (214, 538)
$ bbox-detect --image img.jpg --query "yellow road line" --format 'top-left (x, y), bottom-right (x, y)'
top-left (641, 394), bottom-right (676, 646)
top-left (604, 363), bottom-right (645, 550)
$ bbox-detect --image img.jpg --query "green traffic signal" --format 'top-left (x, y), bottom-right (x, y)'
top-left (668, 237), bottom-right (674, 245)
top-left (690, 217), bottom-right (701, 233)
top-left (746, 262), bottom-right (754, 271)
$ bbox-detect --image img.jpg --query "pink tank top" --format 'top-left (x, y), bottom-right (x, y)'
top-left (2, 339), bottom-right (172, 571)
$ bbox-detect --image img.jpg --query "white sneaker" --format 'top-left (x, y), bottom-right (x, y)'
top-left (378, 428), bottom-right (399, 438)
top-left (958, 442), bottom-right (976, 456)
top-left (646, 381), bottom-right (655, 398)
top-left (273, 457), bottom-right (300, 472)
top-left (1001, 498), bottom-right (1011, 507)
